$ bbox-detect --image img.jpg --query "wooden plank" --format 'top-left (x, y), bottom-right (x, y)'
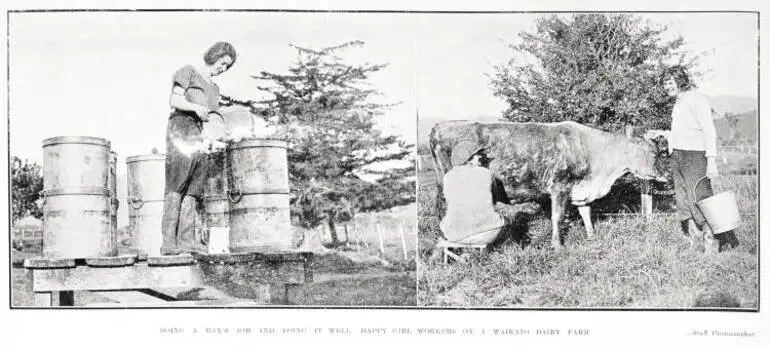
top-left (83, 299), bottom-right (268, 307)
top-left (32, 262), bottom-right (199, 292)
top-left (24, 257), bottom-right (77, 269)
top-left (85, 254), bottom-right (137, 267)
top-left (147, 254), bottom-right (195, 266)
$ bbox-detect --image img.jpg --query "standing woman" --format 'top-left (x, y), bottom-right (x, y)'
top-left (662, 65), bottom-right (739, 253)
top-left (161, 42), bottom-right (237, 255)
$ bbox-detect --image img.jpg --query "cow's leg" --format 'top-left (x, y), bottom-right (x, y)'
top-left (551, 192), bottom-right (569, 250)
top-left (577, 205), bottom-right (595, 239)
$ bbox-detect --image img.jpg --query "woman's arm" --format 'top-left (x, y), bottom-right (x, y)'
top-left (169, 85), bottom-right (209, 122)
top-left (692, 93), bottom-right (719, 177)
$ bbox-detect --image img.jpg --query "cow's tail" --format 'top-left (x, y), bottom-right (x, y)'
top-left (428, 125), bottom-right (449, 217)
top-left (428, 127), bottom-right (447, 188)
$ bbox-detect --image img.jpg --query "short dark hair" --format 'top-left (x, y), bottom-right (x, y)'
top-left (662, 65), bottom-right (692, 91)
top-left (204, 41), bottom-right (237, 68)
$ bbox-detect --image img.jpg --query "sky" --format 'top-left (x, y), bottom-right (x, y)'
top-left (7, 11), bottom-right (759, 226)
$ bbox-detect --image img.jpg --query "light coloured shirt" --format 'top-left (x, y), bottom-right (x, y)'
top-left (440, 165), bottom-right (505, 244)
top-left (669, 90), bottom-right (718, 157)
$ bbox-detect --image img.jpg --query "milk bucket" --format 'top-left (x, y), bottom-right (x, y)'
top-left (126, 154), bottom-right (166, 256)
top-left (41, 136), bottom-right (115, 258)
top-left (694, 176), bottom-right (742, 234)
top-left (226, 139), bottom-right (294, 252)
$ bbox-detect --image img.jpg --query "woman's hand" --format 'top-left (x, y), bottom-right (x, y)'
top-left (192, 104), bottom-right (210, 122)
top-left (706, 157), bottom-right (719, 178)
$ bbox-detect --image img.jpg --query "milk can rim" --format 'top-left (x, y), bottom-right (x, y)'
top-left (126, 154), bottom-right (167, 163)
top-left (42, 136), bottom-right (111, 147)
top-left (42, 187), bottom-right (111, 196)
top-left (228, 138), bottom-right (288, 150)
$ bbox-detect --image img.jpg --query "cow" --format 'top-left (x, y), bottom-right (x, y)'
top-left (429, 120), bottom-right (668, 250)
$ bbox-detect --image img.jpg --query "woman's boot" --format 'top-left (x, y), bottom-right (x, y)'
top-left (178, 195), bottom-right (207, 254)
top-left (160, 192), bottom-right (183, 255)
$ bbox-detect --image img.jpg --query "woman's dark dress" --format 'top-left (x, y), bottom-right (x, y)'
top-left (165, 65), bottom-right (221, 197)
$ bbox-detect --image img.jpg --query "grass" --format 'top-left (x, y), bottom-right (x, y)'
top-left (417, 178), bottom-right (758, 308)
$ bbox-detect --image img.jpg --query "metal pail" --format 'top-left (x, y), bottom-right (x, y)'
top-left (694, 176), bottom-right (742, 234)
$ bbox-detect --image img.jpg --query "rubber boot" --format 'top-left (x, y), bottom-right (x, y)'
top-left (178, 195), bottom-right (207, 254)
top-left (160, 192), bottom-right (183, 255)
top-left (715, 230), bottom-right (740, 251)
top-left (679, 219), bottom-right (690, 237)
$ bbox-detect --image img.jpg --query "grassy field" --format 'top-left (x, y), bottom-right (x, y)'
top-left (315, 204), bottom-right (418, 266)
top-left (417, 176), bottom-right (758, 308)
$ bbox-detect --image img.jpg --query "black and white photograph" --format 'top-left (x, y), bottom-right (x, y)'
top-left (8, 11), bottom-right (417, 307)
top-left (416, 12), bottom-right (759, 309)
top-left (2, 1), bottom-right (768, 345)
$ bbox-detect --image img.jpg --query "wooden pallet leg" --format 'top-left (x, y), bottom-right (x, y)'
top-left (59, 291), bottom-right (75, 306)
top-left (285, 284), bottom-right (302, 305)
top-left (34, 292), bottom-right (53, 307)
top-left (443, 249), bottom-right (465, 264)
top-left (442, 248), bottom-right (448, 264)
top-left (269, 283), bottom-right (290, 305)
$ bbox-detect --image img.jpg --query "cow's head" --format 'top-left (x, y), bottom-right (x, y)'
top-left (627, 135), bottom-right (670, 183)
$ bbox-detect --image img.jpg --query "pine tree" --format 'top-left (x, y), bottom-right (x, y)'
top-left (250, 41), bottom-right (415, 247)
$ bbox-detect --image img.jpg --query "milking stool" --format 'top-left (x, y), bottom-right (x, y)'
top-left (435, 240), bottom-right (488, 264)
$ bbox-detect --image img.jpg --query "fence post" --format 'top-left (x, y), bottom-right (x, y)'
top-left (627, 126), bottom-right (653, 217)
top-left (377, 224), bottom-right (385, 255)
top-left (398, 224), bottom-right (408, 261)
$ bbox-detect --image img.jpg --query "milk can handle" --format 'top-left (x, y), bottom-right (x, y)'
top-left (38, 191), bottom-right (46, 207)
top-left (692, 176), bottom-right (710, 204)
top-left (224, 146), bottom-right (243, 204)
top-left (128, 196), bottom-right (145, 209)
top-left (228, 189), bottom-right (243, 203)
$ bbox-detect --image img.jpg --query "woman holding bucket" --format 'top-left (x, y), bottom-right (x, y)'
top-left (660, 65), bottom-right (739, 252)
top-left (161, 41), bottom-right (237, 255)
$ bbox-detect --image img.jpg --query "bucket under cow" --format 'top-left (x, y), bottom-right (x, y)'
top-left (41, 136), bottom-right (115, 258)
top-left (126, 154), bottom-right (166, 256)
top-left (226, 139), bottom-right (294, 252)
top-left (694, 176), bottom-right (742, 234)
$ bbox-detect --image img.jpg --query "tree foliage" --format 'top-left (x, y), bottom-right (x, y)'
top-left (490, 14), bottom-right (699, 132)
top-left (11, 156), bottom-right (44, 222)
top-left (249, 41), bottom-right (415, 243)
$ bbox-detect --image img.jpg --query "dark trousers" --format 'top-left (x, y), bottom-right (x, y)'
top-left (671, 149), bottom-right (738, 250)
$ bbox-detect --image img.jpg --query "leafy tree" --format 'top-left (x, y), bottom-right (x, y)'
top-left (11, 156), bottom-right (44, 222)
top-left (490, 14), bottom-right (699, 132)
top-left (248, 41), bottom-right (415, 246)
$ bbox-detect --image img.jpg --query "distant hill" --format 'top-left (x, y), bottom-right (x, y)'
top-left (708, 95), bottom-right (758, 117)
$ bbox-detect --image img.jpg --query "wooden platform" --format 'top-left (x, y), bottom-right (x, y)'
top-left (24, 251), bottom-right (314, 307)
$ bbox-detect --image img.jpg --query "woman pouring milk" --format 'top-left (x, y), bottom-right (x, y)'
top-left (160, 41), bottom-right (237, 255)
